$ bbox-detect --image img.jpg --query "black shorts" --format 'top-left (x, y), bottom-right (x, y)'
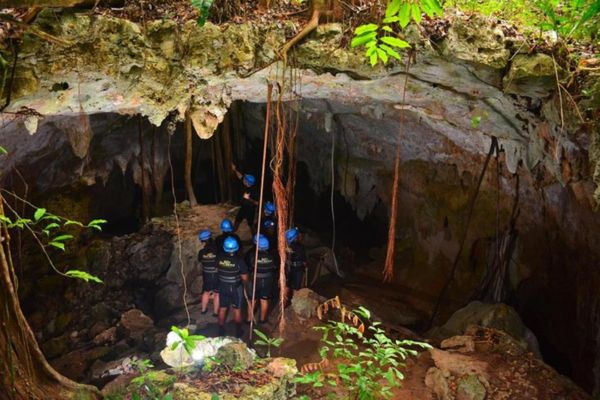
top-left (287, 268), bottom-right (304, 290)
top-left (219, 284), bottom-right (243, 309)
top-left (202, 272), bottom-right (218, 292)
top-left (235, 206), bottom-right (255, 226)
top-left (254, 277), bottom-right (274, 300)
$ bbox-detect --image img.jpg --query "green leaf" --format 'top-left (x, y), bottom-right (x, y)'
top-left (52, 234), bottom-right (74, 242)
top-left (411, 4), bottom-right (422, 24)
top-left (64, 220), bottom-right (84, 227)
top-left (49, 242), bottom-right (65, 251)
top-left (65, 269), bottom-right (103, 283)
top-left (351, 32), bottom-right (378, 48)
top-left (370, 52), bottom-right (378, 66)
top-left (34, 208), bottom-right (46, 221)
top-left (381, 25), bottom-right (394, 33)
top-left (380, 44), bottom-right (402, 60)
top-left (253, 329), bottom-right (269, 342)
top-left (45, 223), bottom-right (60, 230)
top-left (366, 45), bottom-right (378, 57)
top-left (380, 36), bottom-right (411, 48)
top-left (0, 215), bottom-right (11, 224)
top-left (0, 146), bottom-right (7, 155)
top-left (398, 2), bottom-right (412, 28)
top-left (354, 23), bottom-right (379, 36)
top-left (41, 215), bottom-right (61, 222)
top-left (377, 48), bottom-right (389, 64)
top-left (471, 116), bottom-right (482, 128)
top-left (386, 0), bottom-right (402, 18)
top-left (382, 16), bottom-right (400, 24)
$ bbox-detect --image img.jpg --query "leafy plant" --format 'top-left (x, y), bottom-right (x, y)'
top-left (191, 0), bottom-right (214, 26)
top-left (168, 326), bottom-right (205, 356)
top-left (295, 306), bottom-right (432, 400)
top-left (130, 359), bottom-right (175, 400)
top-left (0, 190), bottom-right (105, 283)
top-left (253, 328), bottom-right (284, 357)
top-left (351, 0), bottom-right (443, 66)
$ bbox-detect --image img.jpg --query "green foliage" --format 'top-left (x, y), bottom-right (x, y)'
top-left (191, 0), bottom-right (214, 26)
top-left (446, 0), bottom-right (600, 39)
top-left (253, 328), bottom-right (284, 358)
top-left (169, 326), bottom-right (205, 356)
top-left (0, 195), bottom-right (105, 284)
top-left (129, 359), bottom-right (175, 400)
top-left (295, 306), bottom-right (432, 400)
top-left (351, 0), bottom-right (443, 66)
top-left (470, 115), bottom-right (482, 129)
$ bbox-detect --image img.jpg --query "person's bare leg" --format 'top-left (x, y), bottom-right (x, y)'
top-left (233, 308), bottom-right (243, 337)
top-left (260, 299), bottom-right (269, 322)
top-left (246, 299), bottom-right (255, 322)
top-left (218, 307), bottom-right (227, 335)
top-left (213, 293), bottom-right (220, 315)
top-left (201, 291), bottom-right (210, 313)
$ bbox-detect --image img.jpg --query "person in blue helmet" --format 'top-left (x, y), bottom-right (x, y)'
top-left (285, 227), bottom-right (307, 298)
top-left (262, 219), bottom-right (278, 257)
top-left (244, 235), bottom-right (276, 324)
top-left (198, 230), bottom-right (219, 317)
top-left (231, 163), bottom-right (259, 233)
top-left (215, 218), bottom-right (241, 254)
top-left (216, 236), bottom-right (249, 337)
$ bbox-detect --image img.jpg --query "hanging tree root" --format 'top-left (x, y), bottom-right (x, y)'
top-left (279, 0), bottom-right (342, 65)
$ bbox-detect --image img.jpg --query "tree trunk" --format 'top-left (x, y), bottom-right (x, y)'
top-left (184, 112), bottom-right (198, 207)
top-left (0, 200), bottom-right (100, 400)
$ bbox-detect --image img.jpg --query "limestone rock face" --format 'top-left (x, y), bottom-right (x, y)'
top-left (504, 54), bottom-right (557, 98)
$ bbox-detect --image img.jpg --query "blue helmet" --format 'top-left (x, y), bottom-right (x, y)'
top-left (258, 236), bottom-right (270, 251)
top-left (244, 174), bottom-right (256, 186)
top-left (264, 201), bottom-right (276, 216)
top-left (223, 236), bottom-right (239, 253)
top-left (263, 219), bottom-right (275, 229)
top-left (198, 229), bottom-right (211, 242)
top-left (220, 219), bottom-right (233, 233)
top-left (285, 228), bottom-right (299, 243)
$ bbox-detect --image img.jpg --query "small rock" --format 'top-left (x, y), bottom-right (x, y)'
top-left (425, 367), bottom-right (452, 400)
top-left (119, 309), bottom-right (154, 341)
top-left (93, 326), bottom-right (117, 345)
top-left (291, 288), bottom-right (321, 319)
top-left (266, 357), bottom-right (298, 379)
top-left (440, 335), bottom-right (475, 353)
top-left (216, 342), bottom-right (255, 371)
top-left (456, 374), bottom-right (487, 400)
top-left (42, 334), bottom-right (71, 359)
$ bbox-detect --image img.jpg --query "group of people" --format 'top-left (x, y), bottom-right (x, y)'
top-left (196, 164), bottom-right (307, 337)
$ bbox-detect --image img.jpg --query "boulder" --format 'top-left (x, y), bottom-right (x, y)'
top-left (430, 348), bottom-right (489, 381)
top-left (154, 283), bottom-right (185, 318)
top-left (440, 335), bottom-right (475, 353)
top-left (165, 236), bottom-right (201, 285)
top-left (216, 342), bottom-right (255, 371)
top-left (429, 301), bottom-right (539, 354)
top-left (119, 309), bottom-right (154, 341)
top-left (291, 288), bottom-right (321, 319)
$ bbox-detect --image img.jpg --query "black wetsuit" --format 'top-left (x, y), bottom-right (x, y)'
top-left (286, 242), bottom-right (307, 290)
top-left (245, 248), bottom-right (276, 300)
top-left (215, 233), bottom-right (242, 255)
top-left (198, 239), bottom-right (219, 292)
top-left (216, 253), bottom-right (248, 309)
top-left (235, 185), bottom-right (259, 227)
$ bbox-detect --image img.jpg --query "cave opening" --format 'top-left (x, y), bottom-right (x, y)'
top-left (2, 98), bottom-right (598, 394)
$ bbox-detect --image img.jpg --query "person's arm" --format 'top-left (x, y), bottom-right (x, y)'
top-left (231, 163), bottom-right (243, 180)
